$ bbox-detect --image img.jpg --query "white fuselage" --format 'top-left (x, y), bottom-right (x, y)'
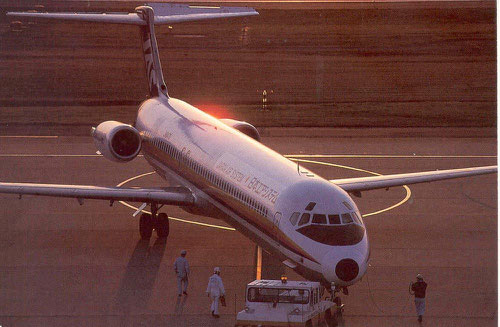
top-left (135, 96), bottom-right (370, 287)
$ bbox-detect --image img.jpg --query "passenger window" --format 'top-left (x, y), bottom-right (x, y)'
top-left (328, 214), bottom-right (341, 225)
top-left (289, 212), bottom-right (300, 226)
top-left (312, 214), bottom-right (327, 224)
top-left (341, 213), bottom-right (353, 224)
top-left (298, 213), bottom-right (310, 226)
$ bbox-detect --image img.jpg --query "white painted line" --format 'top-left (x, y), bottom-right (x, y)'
top-left (291, 158), bottom-right (412, 217)
top-left (0, 154), bottom-right (145, 157)
top-left (116, 171), bottom-right (236, 231)
top-left (0, 154), bottom-right (103, 157)
top-left (0, 153), bottom-right (495, 159)
top-left (285, 154), bottom-right (497, 159)
top-left (0, 136), bottom-right (58, 138)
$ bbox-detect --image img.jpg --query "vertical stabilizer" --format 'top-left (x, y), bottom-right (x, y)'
top-left (136, 6), bottom-right (168, 98)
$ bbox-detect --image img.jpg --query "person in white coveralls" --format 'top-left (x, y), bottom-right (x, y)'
top-left (174, 250), bottom-right (190, 296)
top-left (206, 267), bottom-right (225, 318)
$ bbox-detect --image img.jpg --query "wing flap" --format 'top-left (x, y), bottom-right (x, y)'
top-left (331, 166), bottom-right (497, 193)
top-left (0, 182), bottom-right (195, 205)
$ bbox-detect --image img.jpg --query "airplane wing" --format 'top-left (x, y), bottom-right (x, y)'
top-left (0, 182), bottom-right (195, 205)
top-left (6, 3), bottom-right (258, 25)
top-left (330, 166), bottom-right (497, 194)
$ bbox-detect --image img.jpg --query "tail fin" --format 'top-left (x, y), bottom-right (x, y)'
top-left (136, 6), bottom-right (168, 98)
top-left (7, 4), bottom-right (258, 98)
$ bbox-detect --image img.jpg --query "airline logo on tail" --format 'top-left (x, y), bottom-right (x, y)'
top-left (141, 33), bottom-right (162, 96)
top-left (137, 6), bottom-right (168, 98)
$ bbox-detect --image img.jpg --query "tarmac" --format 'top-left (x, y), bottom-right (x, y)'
top-left (0, 1), bottom-right (497, 326)
top-left (0, 133), bottom-right (496, 326)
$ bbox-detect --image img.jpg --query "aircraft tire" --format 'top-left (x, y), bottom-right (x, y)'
top-left (156, 212), bottom-right (170, 238)
top-left (139, 213), bottom-right (153, 239)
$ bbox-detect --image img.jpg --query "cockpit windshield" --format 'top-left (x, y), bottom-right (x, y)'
top-left (288, 210), bottom-right (365, 246)
top-left (289, 211), bottom-right (363, 227)
top-left (312, 214), bottom-right (327, 224)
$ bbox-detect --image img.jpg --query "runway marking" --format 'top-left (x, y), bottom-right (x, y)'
top-left (0, 153), bottom-right (495, 159)
top-left (1, 152), bottom-right (419, 222)
top-left (0, 135), bottom-right (58, 138)
top-left (117, 157), bottom-right (413, 234)
top-left (291, 158), bottom-right (412, 217)
top-left (0, 154), bottom-right (103, 157)
top-left (116, 172), bottom-right (236, 231)
top-left (285, 154), bottom-right (496, 159)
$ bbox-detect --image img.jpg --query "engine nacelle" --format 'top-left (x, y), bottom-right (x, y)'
top-left (220, 118), bottom-right (261, 142)
top-left (92, 121), bottom-right (141, 162)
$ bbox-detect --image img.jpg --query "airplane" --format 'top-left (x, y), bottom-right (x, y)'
top-left (4, 4), bottom-right (497, 301)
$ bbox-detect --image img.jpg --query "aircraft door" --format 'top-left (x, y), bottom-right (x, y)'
top-left (273, 211), bottom-right (282, 247)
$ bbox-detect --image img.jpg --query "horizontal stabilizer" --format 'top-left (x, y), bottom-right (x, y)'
top-left (6, 3), bottom-right (258, 25)
top-left (331, 165), bottom-right (497, 193)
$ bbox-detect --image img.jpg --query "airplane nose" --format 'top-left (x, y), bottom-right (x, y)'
top-left (335, 258), bottom-right (359, 282)
top-left (321, 248), bottom-right (366, 285)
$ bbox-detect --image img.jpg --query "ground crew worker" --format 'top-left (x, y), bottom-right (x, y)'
top-left (411, 274), bottom-right (428, 323)
top-left (206, 267), bottom-right (225, 318)
top-left (174, 250), bottom-right (189, 296)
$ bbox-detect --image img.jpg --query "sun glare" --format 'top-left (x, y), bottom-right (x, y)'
top-left (196, 104), bottom-right (234, 119)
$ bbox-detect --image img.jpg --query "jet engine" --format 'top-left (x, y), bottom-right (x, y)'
top-left (220, 118), bottom-right (261, 142)
top-left (92, 121), bottom-right (142, 162)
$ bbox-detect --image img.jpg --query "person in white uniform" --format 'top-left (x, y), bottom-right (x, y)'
top-left (206, 267), bottom-right (225, 318)
top-left (174, 250), bottom-right (190, 296)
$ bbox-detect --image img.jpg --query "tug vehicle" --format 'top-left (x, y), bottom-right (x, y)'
top-left (235, 279), bottom-right (341, 327)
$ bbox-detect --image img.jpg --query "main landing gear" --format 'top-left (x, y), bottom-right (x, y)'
top-left (139, 202), bottom-right (170, 239)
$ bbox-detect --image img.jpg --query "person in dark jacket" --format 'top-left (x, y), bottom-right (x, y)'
top-left (411, 274), bottom-right (428, 323)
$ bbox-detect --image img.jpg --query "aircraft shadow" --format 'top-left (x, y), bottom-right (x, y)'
top-left (115, 237), bottom-right (167, 313)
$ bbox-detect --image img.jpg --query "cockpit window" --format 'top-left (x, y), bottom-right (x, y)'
top-left (298, 213), bottom-right (310, 226)
top-left (341, 213), bottom-right (353, 224)
top-left (328, 214), bottom-right (341, 224)
top-left (312, 214), bottom-right (327, 224)
top-left (305, 202), bottom-right (316, 211)
top-left (342, 201), bottom-right (353, 210)
top-left (289, 212), bottom-right (300, 226)
top-left (351, 212), bottom-right (362, 225)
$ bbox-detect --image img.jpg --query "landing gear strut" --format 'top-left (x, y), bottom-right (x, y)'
top-left (139, 202), bottom-right (170, 240)
top-left (326, 283), bottom-right (345, 316)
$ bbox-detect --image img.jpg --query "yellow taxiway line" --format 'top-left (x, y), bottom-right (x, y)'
top-left (116, 172), bottom-right (236, 231)
top-left (290, 158), bottom-right (412, 217)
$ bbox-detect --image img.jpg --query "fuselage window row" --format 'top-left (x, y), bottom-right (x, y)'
top-left (152, 136), bottom-right (268, 218)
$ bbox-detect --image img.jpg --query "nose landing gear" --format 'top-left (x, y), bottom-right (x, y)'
top-left (139, 202), bottom-right (170, 239)
top-left (326, 283), bottom-right (346, 315)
